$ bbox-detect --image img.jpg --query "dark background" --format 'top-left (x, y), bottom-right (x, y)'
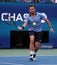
top-left (10, 31), bottom-right (49, 48)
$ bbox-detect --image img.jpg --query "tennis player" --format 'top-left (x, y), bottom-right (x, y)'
top-left (18, 4), bottom-right (54, 61)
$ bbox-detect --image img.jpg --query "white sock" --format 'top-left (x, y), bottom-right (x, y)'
top-left (30, 51), bottom-right (35, 55)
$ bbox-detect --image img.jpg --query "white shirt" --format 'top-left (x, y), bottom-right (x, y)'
top-left (55, 0), bottom-right (57, 3)
top-left (50, 0), bottom-right (57, 3)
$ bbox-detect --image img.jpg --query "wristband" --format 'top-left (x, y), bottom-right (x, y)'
top-left (22, 26), bottom-right (25, 29)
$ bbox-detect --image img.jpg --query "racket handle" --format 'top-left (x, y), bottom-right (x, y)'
top-left (18, 26), bottom-right (23, 30)
top-left (17, 26), bottom-right (20, 29)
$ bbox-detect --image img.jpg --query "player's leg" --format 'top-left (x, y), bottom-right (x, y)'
top-left (34, 41), bottom-right (40, 53)
top-left (29, 35), bottom-right (35, 51)
top-left (34, 32), bottom-right (42, 55)
top-left (32, 41), bottom-right (40, 60)
top-left (33, 32), bottom-right (41, 60)
top-left (29, 31), bottom-right (35, 60)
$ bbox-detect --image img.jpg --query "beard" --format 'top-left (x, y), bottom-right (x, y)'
top-left (30, 11), bottom-right (36, 16)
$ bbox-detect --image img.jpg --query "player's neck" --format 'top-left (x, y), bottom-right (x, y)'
top-left (30, 12), bottom-right (36, 17)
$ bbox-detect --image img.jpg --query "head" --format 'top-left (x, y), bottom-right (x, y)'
top-left (29, 4), bottom-right (36, 15)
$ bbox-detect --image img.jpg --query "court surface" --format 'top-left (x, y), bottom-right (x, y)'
top-left (0, 49), bottom-right (57, 65)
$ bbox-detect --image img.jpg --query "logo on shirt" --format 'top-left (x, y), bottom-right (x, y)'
top-left (33, 22), bottom-right (36, 26)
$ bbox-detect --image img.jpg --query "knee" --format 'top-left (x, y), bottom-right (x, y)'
top-left (30, 36), bottom-right (34, 43)
top-left (30, 38), bottom-right (34, 43)
top-left (35, 42), bottom-right (40, 47)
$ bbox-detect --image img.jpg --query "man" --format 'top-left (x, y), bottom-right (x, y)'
top-left (50, 0), bottom-right (57, 3)
top-left (24, 0), bottom-right (40, 2)
top-left (31, 0), bottom-right (40, 2)
top-left (24, 0), bottom-right (32, 2)
top-left (18, 4), bottom-right (54, 61)
top-left (1, 0), bottom-right (15, 2)
top-left (16, 0), bottom-right (25, 2)
top-left (40, 0), bottom-right (52, 3)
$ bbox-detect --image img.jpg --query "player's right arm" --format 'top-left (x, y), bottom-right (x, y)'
top-left (18, 22), bottom-right (27, 30)
top-left (18, 15), bottom-right (29, 30)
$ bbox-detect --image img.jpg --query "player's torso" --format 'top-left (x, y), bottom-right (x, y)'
top-left (28, 13), bottom-right (42, 32)
top-left (29, 15), bottom-right (41, 26)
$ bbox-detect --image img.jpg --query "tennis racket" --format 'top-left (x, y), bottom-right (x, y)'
top-left (4, 21), bottom-right (20, 30)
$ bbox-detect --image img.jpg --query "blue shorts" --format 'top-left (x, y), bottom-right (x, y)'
top-left (29, 31), bottom-right (42, 42)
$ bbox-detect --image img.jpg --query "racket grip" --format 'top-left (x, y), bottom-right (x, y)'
top-left (17, 26), bottom-right (20, 29)
top-left (17, 26), bottom-right (23, 30)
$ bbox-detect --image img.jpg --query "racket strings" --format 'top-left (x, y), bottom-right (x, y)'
top-left (4, 21), bottom-right (16, 26)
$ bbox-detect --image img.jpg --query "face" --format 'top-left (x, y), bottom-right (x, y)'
top-left (29, 6), bottom-right (35, 14)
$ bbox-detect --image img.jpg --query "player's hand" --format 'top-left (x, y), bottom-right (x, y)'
top-left (18, 26), bottom-right (23, 30)
top-left (50, 28), bottom-right (54, 33)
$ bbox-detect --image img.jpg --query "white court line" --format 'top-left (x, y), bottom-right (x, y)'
top-left (0, 62), bottom-right (24, 65)
top-left (0, 55), bottom-right (57, 57)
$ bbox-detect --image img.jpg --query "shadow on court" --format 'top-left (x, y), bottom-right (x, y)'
top-left (0, 56), bottom-right (57, 65)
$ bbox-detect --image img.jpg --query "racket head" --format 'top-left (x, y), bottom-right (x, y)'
top-left (4, 21), bottom-right (19, 30)
top-left (4, 21), bottom-right (16, 26)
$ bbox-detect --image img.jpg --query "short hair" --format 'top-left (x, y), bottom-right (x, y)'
top-left (29, 4), bottom-right (35, 8)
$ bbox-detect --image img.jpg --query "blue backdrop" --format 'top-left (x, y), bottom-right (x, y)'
top-left (0, 3), bottom-right (57, 48)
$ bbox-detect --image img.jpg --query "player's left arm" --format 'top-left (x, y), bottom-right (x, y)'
top-left (44, 19), bottom-right (54, 32)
